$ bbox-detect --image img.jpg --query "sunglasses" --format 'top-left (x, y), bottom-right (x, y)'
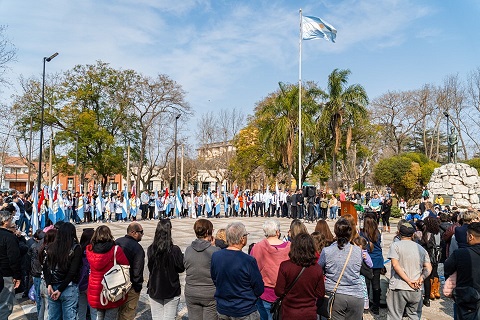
top-left (136, 230), bottom-right (144, 235)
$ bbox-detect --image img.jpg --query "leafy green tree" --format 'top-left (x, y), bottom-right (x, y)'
top-left (254, 81), bottom-right (323, 188)
top-left (373, 152), bottom-right (440, 198)
top-left (463, 158), bottom-right (480, 173)
top-left (318, 69), bottom-right (369, 190)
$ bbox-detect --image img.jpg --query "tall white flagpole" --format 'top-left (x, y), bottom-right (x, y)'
top-left (298, 9), bottom-right (303, 190)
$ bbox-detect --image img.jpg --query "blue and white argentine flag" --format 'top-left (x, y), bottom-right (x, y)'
top-left (302, 15), bottom-right (337, 42)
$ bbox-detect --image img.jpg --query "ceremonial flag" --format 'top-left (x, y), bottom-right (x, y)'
top-left (302, 15), bottom-right (337, 42)
top-left (223, 185), bottom-right (228, 214)
top-left (154, 189), bottom-right (159, 219)
top-left (31, 188), bottom-right (39, 234)
top-left (130, 185), bottom-right (138, 217)
top-left (56, 184), bottom-right (65, 221)
top-left (96, 185), bottom-right (103, 218)
top-left (122, 187), bottom-right (129, 219)
top-left (275, 182), bottom-right (280, 209)
top-left (175, 187), bottom-right (182, 218)
top-left (205, 188), bottom-right (212, 213)
top-left (48, 186), bottom-right (56, 225)
top-left (190, 190), bottom-right (196, 218)
top-left (38, 186), bottom-right (45, 212)
top-left (77, 194), bottom-right (85, 221)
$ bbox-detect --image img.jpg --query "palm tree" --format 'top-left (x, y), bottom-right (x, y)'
top-left (319, 69), bottom-right (369, 191)
top-left (255, 82), bottom-right (322, 188)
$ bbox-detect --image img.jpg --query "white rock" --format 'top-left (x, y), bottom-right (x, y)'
top-left (453, 185), bottom-right (469, 194)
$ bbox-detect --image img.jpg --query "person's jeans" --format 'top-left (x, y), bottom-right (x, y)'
top-left (197, 205), bottom-right (203, 218)
top-left (33, 277), bottom-right (42, 316)
top-left (185, 294), bottom-right (218, 320)
top-left (149, 295), bottom-right (180, 320)
top-left (77, 289), bottom-right (97, 320)
top-left (48, 283), bottom-right (79, 319)
top-left (65, 207), bottom-right (72, 222)
top-left (0, 277), bottom-right (14, 319)
top-left (39, 278), bottom-right (49, 320)
top-left (329, 206), bottom-right (338, 219)
top-left (96, 307), bottom-right (119, 320)
top-left (256, 299), bottom-right (272, 320)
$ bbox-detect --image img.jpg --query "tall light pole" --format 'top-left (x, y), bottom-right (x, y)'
top-left (174, 114), bottom-right (181, 191)
top-left (37, 52), bottom-right (58, 192)
top-left (444, 111), bottom-right (450, 163)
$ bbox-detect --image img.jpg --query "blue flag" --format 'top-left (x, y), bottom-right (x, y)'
top-left (48, 187), bottom-right (56, 225)
top-left (55, 184), bottom-right (65, 222)
top-left (96, 185), bottom-right (103, 218)
top-left (31, 188), bottom-right (39, 234)
top-left (302, 16), bottom-right (337, 42)
top-left (205, 188), bottom-right (212, 213)
top-left (223, 186), bottom-right (229, 213)
top-left (77, 195), bottom-right (84, 221)
top-left (175, 187), bottom-right (182, 218)
top-left (122, 188), bottom-right (129, 219)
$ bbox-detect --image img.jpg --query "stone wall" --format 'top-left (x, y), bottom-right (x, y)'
top-left (427, 163), bottom-right (480, 209)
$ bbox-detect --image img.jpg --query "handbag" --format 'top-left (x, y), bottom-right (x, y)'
top-left (100, 245), bottom-right (132, 306)
top-left (318, 245), bottom-right (353, 319)
top-left (270, 267), bottom-right (306, 320)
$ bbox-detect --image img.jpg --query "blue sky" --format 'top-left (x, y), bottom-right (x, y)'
top-left (1, 0), bottom-right (479, 127)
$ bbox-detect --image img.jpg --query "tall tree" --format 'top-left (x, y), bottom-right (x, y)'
top-left (255, 81), bottom-right (322, 188)
top-left (318, 69), bottom-right (368, 190)
top-left (0, 25), bottom-right (16, 88)
top-left (129, 74), bottom-right (190, 191)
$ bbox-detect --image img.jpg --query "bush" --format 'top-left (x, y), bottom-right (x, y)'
top-left (391, 206), bottom-right (402, 218)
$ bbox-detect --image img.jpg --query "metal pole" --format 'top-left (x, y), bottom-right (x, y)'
top-left (74, 135), bottom-right (78, 192)
top-left (37, 52), bottom-right (58, 192)
top-left (180, 144), bottom-right (184, 190)
top-left (27, 116), bottom-right (33, 193)
top-left (174, 114), bottom-right (181, 191)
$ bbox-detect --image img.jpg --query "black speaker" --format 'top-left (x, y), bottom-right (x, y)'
top-left (303, 186), bottom-right (316, 198)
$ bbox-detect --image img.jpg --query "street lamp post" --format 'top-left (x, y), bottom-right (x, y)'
top-left (37, 52), bottom-right (58, 192)
top-left (174, 114), bottom-right (181, 191)
top-left (444, 111), bottom-right (450, 163)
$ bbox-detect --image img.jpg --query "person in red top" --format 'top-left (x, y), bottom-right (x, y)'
top-left (275, 233), bottom-right (325, 320)
top-left (250, 219), bottom-right (291, 320)
top-left (87, 225), bottom-right (130, 320)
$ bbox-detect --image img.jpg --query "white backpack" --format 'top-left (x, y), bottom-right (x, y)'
top-left (100, 245), bottom-right (132, 306)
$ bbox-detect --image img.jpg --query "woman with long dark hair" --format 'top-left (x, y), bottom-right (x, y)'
top-left (275, 233), bottom-right (324, 320)
top-left (86, 225), bottom-right (130, 320)
top-left (43, 222), bottom-right (82, 319)
top-left (38, 228), bottom-right (57, 320)
top-left (416, 217), bottom-right (441, 306)
top-left (147, 219), bottom-right (185, 320)
top-left (319, 218), bottom-right (364, 320)
top-left (77, 228), bottom-right (96, 320)
top-left (359, 213), bottom-right (383, 315)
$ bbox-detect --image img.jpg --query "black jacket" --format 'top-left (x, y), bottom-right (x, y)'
top-left (147, 245), bottom-right (185, 299)
top-left (28, 240), bottom-right (43, 277)
top-left (116, 235), bottom-right (145, 293)
top-left (43, 244), bottom-right (82, 292)
top-left (0, 228), bottom-right (21, 279)
top-left (445, 243), bottom-right (480, 291)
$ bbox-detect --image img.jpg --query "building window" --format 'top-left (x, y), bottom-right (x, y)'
top-left (110, 182), bottom-right (118, 191)
top-left (202, 182), bottom-right (209, 191)
top-left (67, 178), bottom-right (74, 191)
top-left (148, 181), bottom-right (153, 191)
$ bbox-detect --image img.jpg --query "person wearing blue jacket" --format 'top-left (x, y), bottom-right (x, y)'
top-left (211, 222), bottom-right (264, 319)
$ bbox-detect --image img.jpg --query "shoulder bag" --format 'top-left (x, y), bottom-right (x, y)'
top-left (270, 266), bottom-right (306, 320)
top-left (100, 245), bottom-right (132, 306)
top-left (318, 245), bottom-right (353, 320)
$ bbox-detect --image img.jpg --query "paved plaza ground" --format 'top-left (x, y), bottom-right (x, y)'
top-left (12, 216), bottom-right (454, 319)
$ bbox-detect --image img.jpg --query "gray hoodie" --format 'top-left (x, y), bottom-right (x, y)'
top-left (184, 238), bottom-right (220, 298)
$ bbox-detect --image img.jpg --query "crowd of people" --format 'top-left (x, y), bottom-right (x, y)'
top-left (0, 185), bottom-right (479, 320)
